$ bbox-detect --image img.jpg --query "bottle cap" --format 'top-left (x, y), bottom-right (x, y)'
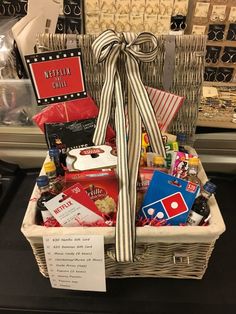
top-left (177, 133), bottom-right (187, 143)
top-left (153, 156), bottom-right (165, 165)
top-left (203, 181), bottom-right (216, 194)
top-left (36, 175), bottom-right (49, 188)
top-left (49, 147), bottom-right (60, 157)
top-left (188, 157), bottom-right (199, 166)
top-left (146, 145), bottom-right (152, 152)
top-left (44, 161), bottom-right (56, 173)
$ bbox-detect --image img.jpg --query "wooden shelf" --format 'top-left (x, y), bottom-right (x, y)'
top-left (197, 119), bottom-right (236, 129)
top-left (203, 81), bottom-right (236, 87)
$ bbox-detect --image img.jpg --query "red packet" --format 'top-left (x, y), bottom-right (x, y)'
top-left (44, 183), bottom-right (105, 227)
top-left (137, 168), bottom-right (155, 211)
top-left (145, 86), bottom-right (184, 132)
top-left (65, 169), bottom-right (118, 219)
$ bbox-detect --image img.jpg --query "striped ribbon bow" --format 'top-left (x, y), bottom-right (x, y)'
top-left (92, 30), bottom-right (166, 262)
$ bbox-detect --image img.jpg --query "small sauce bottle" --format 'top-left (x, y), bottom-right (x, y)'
top-left (177, 133), bottom-right (188, 153)
top-left (186, 157), bottom-right (201, 186)
top-left (44, 161), bottom-right (64, 194)
top-left (49, 147), bottom-right (65, 176)
top-left (36, 175), bottom-right (57, 226)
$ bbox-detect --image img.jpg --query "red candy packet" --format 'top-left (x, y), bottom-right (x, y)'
top-left (33, 96), bottom-right (115, 141)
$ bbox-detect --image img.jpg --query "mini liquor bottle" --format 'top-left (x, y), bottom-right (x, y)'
top-left (187, 181), bottom-right (216, 226)
top-left (44, 161), bottom-right (64, 194)
top-left (36, 175), bottom-right (58, 226)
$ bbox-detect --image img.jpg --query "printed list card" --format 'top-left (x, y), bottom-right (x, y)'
top-left (43, 235), bottom-right (106, 292)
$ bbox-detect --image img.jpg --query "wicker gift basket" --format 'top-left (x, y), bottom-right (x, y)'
top-left (21, 32), bottom-right (225, 279)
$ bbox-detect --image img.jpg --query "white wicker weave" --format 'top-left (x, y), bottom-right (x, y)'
top-left (21, 33), bottom-right (225, 279)
top-left (21, 153), bottom-right (225, 279)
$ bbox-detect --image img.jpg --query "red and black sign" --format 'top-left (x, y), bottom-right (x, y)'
top-left (25, 48), bottom-right (87, 105)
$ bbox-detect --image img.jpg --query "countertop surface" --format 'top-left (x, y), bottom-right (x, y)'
top-left (0, 170), bottom-right (235, 314)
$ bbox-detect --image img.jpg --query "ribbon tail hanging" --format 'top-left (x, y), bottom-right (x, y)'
top-left (114, 72), bottom-right (133, 262)
top-left (127, 83), bottom-right (142, 252)
top-left (125, 56), bottom-right (166, 158)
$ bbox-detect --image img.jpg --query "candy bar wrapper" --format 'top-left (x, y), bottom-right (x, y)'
top-left (138, 171), bottom-right (200, 225)
top-left (44, 183), bottom-right (105, 227)
top-left (170, 151), bottom-right (197, 180)
top-left (65, 170), bottom-right (118, 221)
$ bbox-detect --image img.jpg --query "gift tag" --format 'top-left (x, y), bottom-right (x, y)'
top-left (45, 183), bottom-right (104, 226)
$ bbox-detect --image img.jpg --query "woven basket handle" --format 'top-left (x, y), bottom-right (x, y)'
top-left (92, 30), bottom-right (166, 262)
top-left (106, 245), bottom-right (148, 262)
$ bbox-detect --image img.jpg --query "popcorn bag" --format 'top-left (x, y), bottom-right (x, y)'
top-left (21, 31), bottom-right (225, 282)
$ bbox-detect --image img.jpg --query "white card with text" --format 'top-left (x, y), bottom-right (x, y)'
top-left (43, 235), bottom-right (106, 292)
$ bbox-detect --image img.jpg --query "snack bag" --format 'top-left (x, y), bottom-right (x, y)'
top-left (45, 118), bottom-right (96, 151)
top-left (136, 168), bottom-right (155, 211)
top-left (65, 169), bottom-right (118, 222)
top-left (33, 96), bottom-right (115, 141)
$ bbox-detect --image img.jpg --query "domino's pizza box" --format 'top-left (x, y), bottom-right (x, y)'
top-left (138, 170), bottom-right (200, 225)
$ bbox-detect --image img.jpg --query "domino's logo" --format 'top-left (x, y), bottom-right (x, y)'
top-left (142, 192), bottom-right (189, 222)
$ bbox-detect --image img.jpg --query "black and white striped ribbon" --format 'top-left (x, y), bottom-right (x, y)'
top-left (92, 30), bottom-right (166, 262)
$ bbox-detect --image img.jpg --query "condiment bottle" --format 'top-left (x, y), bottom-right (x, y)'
top-left (186, 157), bottom-right (201, 186)
top-left (187, 181), bottom-right (216, 226)
top-left (44, 161), bottom-right (64, 194)
top-left (36, 175), bottom-right (57, 226)
top-left (49, 147), bottom-right (65, 176)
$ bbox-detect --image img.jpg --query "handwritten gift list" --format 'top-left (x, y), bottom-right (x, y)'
top-left (43, 235), bottom-right (106, 292)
